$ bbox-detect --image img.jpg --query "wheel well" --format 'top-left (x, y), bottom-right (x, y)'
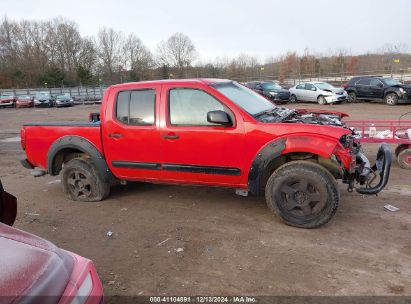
top-left (395, 144), bottom-right (410, 157)
top-left (51, 148), bottom-right (89, 175)
top-left (384, 91), bottom-right (398, 98)
top-left (259, 152), bottom-right (340, 193)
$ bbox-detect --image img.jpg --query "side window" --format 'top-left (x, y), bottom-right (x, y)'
top-left (356, 78), bottom-right (371, 86)
top-left (115, 89), bottom-right (155, 125)
top-left (169, 88), bottom-right (226, 126)
top-left (370, 79), bottom-right (382, 87)
top-left (296, 84), bottom-right (305, 89)
top-left (305, 83), bottom-right (315, 91)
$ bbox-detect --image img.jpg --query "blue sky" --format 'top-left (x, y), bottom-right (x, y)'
top-left (1, 0), bottom-right (410, 61)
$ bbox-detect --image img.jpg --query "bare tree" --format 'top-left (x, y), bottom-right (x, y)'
top-left (122, 33), bottom-right (153, 79)
top-left (96, 27), bottom-right (124, 78)
top-left (156, 32), bottom-right (197, 71)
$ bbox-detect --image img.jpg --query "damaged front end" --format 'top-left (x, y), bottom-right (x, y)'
top-left (338, 135), bottom-right (392, 195)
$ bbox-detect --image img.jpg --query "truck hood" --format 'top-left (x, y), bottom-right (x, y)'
top-left (0, 223), bottom-right (74, 302)
top-left (256, 107), bottom-right (350, 128)
top-left (394, 84), bottom-right (411, 92)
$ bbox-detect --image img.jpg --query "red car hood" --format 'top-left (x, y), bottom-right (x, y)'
top-left (296, 108), bottom-right (349, 118)
top-left (0, 223), bottom-right (74, 303)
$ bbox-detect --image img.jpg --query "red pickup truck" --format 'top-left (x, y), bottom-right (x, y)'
top-left (20, 79), bottom-right (391, 228)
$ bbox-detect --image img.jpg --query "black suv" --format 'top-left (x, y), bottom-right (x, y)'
top-left (344, 76), bottom-right (411, 105)
top-left (245, 81), bottom-right (290, 103)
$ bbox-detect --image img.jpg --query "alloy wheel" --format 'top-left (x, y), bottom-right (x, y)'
top-left (67, 170), bottom-right (92, 199)
top-left (279, 179), bottom-right (325, 217)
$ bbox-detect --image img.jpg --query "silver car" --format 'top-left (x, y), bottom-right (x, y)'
top-left (289, 82), bottom-right (348, 104)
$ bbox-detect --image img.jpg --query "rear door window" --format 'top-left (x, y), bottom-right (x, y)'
top-left (356, 79), bottom-right (371, 86)
top-left (115, 89), bottom-right (155, 125)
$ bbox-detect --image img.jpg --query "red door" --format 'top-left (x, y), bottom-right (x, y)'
top-left (159, 84), bottom-right (246, 187)
top-left (102, 84), bottom-right (162, 181)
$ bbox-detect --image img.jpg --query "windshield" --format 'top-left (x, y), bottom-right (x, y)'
top-left (314, 82), bottom-right (334, 90)
top-left (261, 82), bottom-right (282, 90)
top-left (56, 95), bottom-right (66, 99)
top-left (19, 95), bottom-right (31, 99)
top-left (211, 82), bottom-right (275, 115)
top-left (36, 92), bottom-right (50, 97)
top-left (383, 78), bottom-right (401, 86)
top-left (1, 93), bottom-right (13, 97)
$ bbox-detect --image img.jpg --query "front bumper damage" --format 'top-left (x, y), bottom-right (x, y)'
top-left (349, 143), bottom-right (392, 195)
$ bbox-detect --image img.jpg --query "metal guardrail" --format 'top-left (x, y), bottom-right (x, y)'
top-left (0, 86), bottom-right (108, 103)
top-left (1, 71), bottom-right (410, 99)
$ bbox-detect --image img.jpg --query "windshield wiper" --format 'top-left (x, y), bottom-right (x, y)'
top-left (253, 108), bottom-right (277, 118)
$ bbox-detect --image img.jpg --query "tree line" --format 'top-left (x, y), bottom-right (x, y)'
top-left (1, 16), bottom-right (410, 88)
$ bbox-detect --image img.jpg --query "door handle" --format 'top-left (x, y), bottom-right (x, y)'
top-left (109, 133), bottom-right (123, 138)
top-left (163, 134), bottom-right (179, 140)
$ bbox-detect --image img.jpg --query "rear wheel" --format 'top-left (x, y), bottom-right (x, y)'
top-left (289, 94), bottom-right (297, 103)
top-left (317, 96), bottom-right (327, 105)
top-left (265, 161), bottom-right (339, 228)
top-left (385, 93), bottom-right (398, 105)
top-left (347, 92), bottom-right (357, 103)
top-left (397, 149), bottom-right (411, 169)
top-left (61, 158), bottom-right (110, 201)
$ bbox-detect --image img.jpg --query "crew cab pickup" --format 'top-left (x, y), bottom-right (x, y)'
top-left (20, 79), bottom-right (392, 228)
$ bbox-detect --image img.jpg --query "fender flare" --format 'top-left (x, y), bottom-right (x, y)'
top-left (47, 135), bottom-right (113, 182)
top-left (247, 135), bottom-right (339, 195)
top-left (248, 138), bottom-right (286, 195)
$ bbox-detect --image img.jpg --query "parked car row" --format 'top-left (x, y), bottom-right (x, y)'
top-left (244, 77), bottom-right (411, 106)
top-left (0, 92), bottom-right (75, 108)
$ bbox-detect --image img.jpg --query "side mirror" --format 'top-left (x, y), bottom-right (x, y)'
top-left (207, 110), bottom-right (232, 126)
top-left (311, 87), bottom-right (317, 91)
top-left (378, 83), bottom-right (384, 88)
top-left (0, 181), bottom-right (17, 226)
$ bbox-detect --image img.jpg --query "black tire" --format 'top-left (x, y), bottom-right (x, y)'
top-left (61, 158), bottom-right (110, 202)
top-left (384, 93), bottom-right (398, 106)
top-left (317, 95), bottom-right (327, 105)
top-left (265, 161), bottom-right (339, 228)
top-left (397, 148), bottom-right (411, 169)
top-left (289, 94), bottom-right (297, 103)
top-left (395, 144), bottom-right (407, 158)
top-left (347, 92), bottom-right (357, 103)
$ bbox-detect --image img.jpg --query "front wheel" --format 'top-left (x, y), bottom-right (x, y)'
top-left (289, 94), bottom-right (297, 103)
top-left (265, 161), bottom-right (339, 228)
top-left (317, 96), bottom-right (327, 105)
top-left (61, 158), bottom-right (110, 201)
top-left (385, 93), bottom-right (398, 105)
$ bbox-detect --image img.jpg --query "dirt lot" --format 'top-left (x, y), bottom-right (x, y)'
top-left (0, 102), bottom-right (410, 298)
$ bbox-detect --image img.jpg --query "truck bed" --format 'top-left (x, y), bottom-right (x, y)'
top-left (22, 122), bottom-right (102, 170)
